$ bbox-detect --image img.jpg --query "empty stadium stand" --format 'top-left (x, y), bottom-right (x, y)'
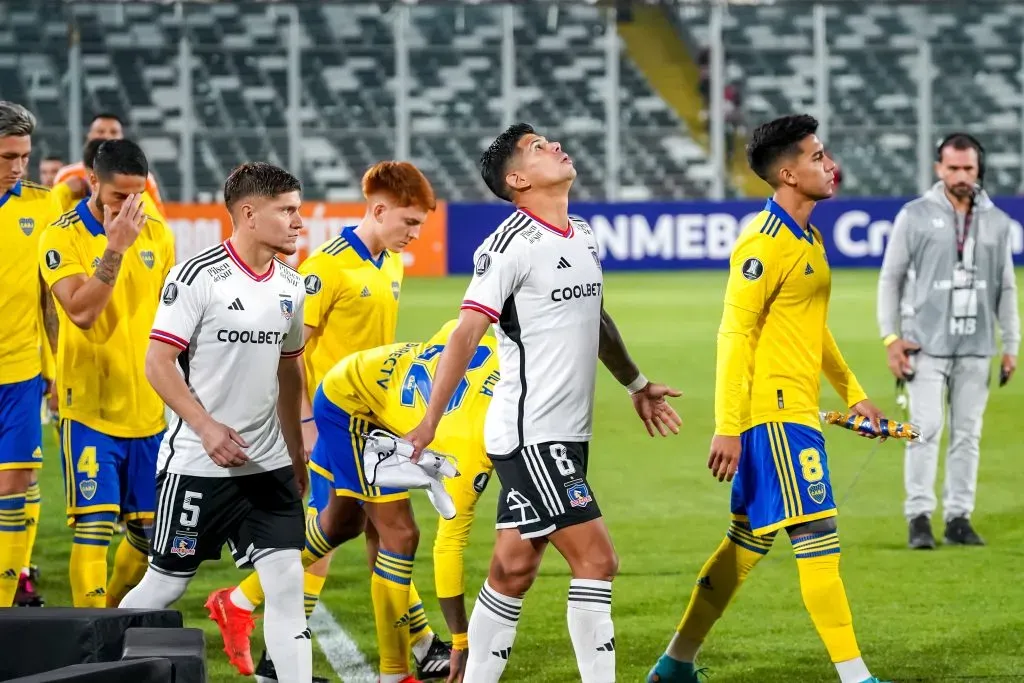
top-left (677, 2), bottom-right (1024, 197)
top-left (0, 1), bottom-right (714, 202)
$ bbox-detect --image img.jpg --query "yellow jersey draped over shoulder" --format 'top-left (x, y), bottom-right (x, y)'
top-left (299, 226), bottom-right (404, 397)
top-left (716, 198), bottom-right (866, 435)
top-left (39, 199), bottom-right (175, 438)
top-left (321, 321), bottom-right (499, 471)
top-left (0, 180), bottom-right (59, 384)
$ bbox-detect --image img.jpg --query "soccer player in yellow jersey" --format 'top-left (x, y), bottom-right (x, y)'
top-left (303, 321), bottom-right (498, 682)
top-left (208, 162), bottom-right (450, 681)
top-left (0, 101), bottom-right (59, 608)
top-left (39, 139), bottom-right (175, 608)
top-left (648, 115), bottom-right (890, 683)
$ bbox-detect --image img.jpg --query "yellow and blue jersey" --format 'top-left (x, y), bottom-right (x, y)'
top-left (0, 180), bottom-right (59, 385)
top-left (717, 199), bottom-right (867, 536)
top-left (38, 199), bottom-right (175, 438)
top-left (309, 321), bottom-right (498, 504)
top-left (299, 226), bottom-right (404, 398)
top-left (716, 198), bottom-right (866, 435)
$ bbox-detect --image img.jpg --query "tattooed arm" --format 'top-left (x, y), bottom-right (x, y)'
top-left (598, 303), bottom-right (642, 386)
top-left (48, 249), bottom-right (125, 330)
top-left (39, 273), bottom-right (59, 354)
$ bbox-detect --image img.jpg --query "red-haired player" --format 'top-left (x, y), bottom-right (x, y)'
top-left (206, 162), bottom-right (451, 683)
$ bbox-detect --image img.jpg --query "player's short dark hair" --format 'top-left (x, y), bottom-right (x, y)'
top-left (90, 112), bottom-right (124, 126)
top-left (481, 122), bottom-right (535, 202)
top-left (747, 114), bottom-right (819, 186)
top-left (82, 138), bottom-right (105, 170)
top-left (93, 139), bottom-right (148, 180)
top-left (42, 155), bottom-right (63, 163)
top-left (223, 162), bottom-right (301, 210)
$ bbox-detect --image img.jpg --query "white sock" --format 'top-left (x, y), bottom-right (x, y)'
top-left (835, 657), bottom-right (872, 683)
top-left (567, 579), bottom-right (615, 683)
top-left (255, 549), bottom-right (312, 683)
top-left (411, 633), bottom-right (434, 663)
top-left (118, 567), bottom-right (190, 608)
top-left (464, 581), bottom-right (522, 683)
top-left (229, 586), bottom-right (257, 612)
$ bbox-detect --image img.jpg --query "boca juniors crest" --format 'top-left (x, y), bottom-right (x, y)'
top-left (19, 217), bottom-right (34, 236)
top-left (566, 481), bottom-right (593, 508)
top-left (78, 479), bottom-right (97, 501)
top-left (807, 481), bottom-right (828, 505)
top-left (140, 250), bottom-right (155, 269)
top-left (392, 281), bottom-right (400, 300)
top-left (279, 295), bottom-right (294, 320)
top-left (170, 535), bottom-right (197, 557)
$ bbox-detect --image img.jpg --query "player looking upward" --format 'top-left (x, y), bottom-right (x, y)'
top-left (120, 162), bottom-right (312, 683)
top-left (208, 162), bottom-right (451, 682)
top-left (39, 139), bottom-right (175, 608)
top-left (54, 113), bottom-right (165, 214)
top-left (647, 115), bottom-right (890, 683)
top-left (406, 123), bottom-right (682, 683)
top-left (0, 101), bottom-right (58, 608)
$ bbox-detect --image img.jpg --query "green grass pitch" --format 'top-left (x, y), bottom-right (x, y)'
top-left (28, 270), bottom-right (1024, 682)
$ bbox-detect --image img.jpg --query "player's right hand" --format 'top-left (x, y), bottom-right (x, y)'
top-left (886, 338), bottom-right (920, 380)
top-left (405, 420), bottom-right (437, 463)
top-left (199, 420), bottom-right (249, 468)
top-left (708, 434), bottom-right (741, 482)
top-left (301, 419), bottom-right (318, 463)
top-left (447, 647), bottom-right (467, 683)
top-left (103, 193), bottom-right (146, 254)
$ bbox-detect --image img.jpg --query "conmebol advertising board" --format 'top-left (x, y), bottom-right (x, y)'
top-left (446, 198), bottom-right (1024, 274)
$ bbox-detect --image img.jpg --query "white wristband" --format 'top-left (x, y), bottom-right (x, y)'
top-left (626, 373), bottom-right (648, 395)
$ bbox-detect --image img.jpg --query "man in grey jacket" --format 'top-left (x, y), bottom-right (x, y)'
top-left (877, 133), bottom-right (1019, 549)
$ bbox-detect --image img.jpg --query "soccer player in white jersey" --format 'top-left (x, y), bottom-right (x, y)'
top-left (119, 163), bottom-right (312, 683)
top-left (407, 123), bottom-right (683, 682)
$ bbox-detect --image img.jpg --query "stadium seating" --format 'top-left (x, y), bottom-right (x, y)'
top-left (0, 1), bottom-right (712, 202)
top-left (676, 2), bottom-right (1024, 197)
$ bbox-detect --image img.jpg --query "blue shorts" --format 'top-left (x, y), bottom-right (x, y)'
top-left (730, 422), bottom-right (837, 536)
top-left (307, 385), bottom-right (409, 511)
top-left (59, 419), bottom-right (162, 524)
top-left (0, 375), bottom-right (44, 471)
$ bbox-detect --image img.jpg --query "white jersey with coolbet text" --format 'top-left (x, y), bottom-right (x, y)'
top-left (149, 241), bottom-right (306, 477)
top-left (461, 210), bottom-right (603, 455)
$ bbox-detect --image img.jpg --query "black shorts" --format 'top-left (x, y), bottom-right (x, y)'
top-left (493, 441), bottom-right (601, 539)
top-left (149, 466), bottom-right (305, 577)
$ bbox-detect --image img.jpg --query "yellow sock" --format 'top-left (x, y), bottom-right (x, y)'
top-left (70, 513), bottom-right (117, 607)
top-left (0, 493), bottom-right (28, 607)
top-left (303, 571), bottom-right (327, 618)
top-left (675, 519), bottom-right (774, 653)
top-left (303, 513), bottom-right (333, 566)
top-left (106, 523), bottom-right (149, 607)
top-left (22, 482), bottom-right (40, 573)
top-left (793, 531), bottom-right (861, 662)
top-left (408, 581), bottom-right (433, 646)
top-left (371, 549), bottom-right (414, 675)
top-left (237, 570), bottom-right (267, 609)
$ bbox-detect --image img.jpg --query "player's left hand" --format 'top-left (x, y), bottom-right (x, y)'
top-left (629, 382), bottom-right (683, 437)
top-left (1001, 354), bottom-right (1016, 385)
top-left (42, 378), bottom-right (58, 418)
top-left (301, 419), bottom-right (318, 463)
top-left (850, 399), bottom-right (886, 441)
top-left (446, 647), bottom-right (467, 683)
top-left (291, 458), bottom-right (309, 499)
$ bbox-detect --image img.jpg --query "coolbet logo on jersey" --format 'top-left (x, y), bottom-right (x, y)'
top-left (216, 329), bottom-right (289, 345)
top-left (550, 281), bottom-right (603, 302)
